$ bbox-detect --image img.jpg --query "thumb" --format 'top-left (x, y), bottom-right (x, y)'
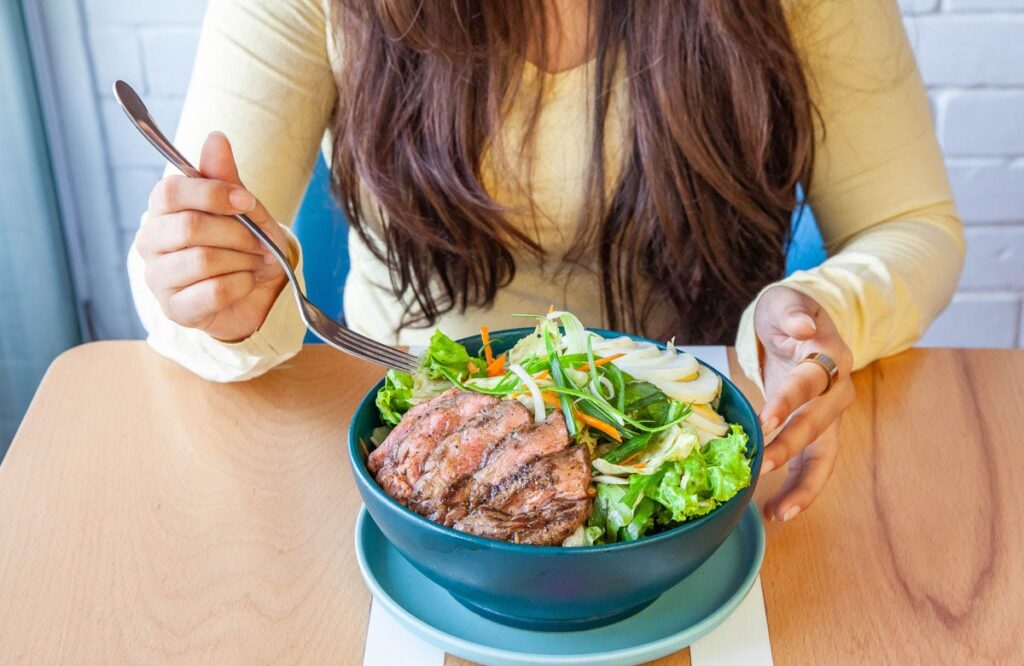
top-left (781, 306), bottom-right (817, 341)
top-left (757, 286), bottom-right (818, 341)
top-left (199, 131), bottom-right (243, 186)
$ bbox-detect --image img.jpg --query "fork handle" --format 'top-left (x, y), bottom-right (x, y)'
top-left (113, 80), bottom-right (300, 293)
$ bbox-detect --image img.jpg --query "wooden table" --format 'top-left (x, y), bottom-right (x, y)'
top-left (1, 342), bottom-right (1022, 665)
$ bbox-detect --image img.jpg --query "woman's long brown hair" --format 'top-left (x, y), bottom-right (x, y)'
top-left (331, 1), bottom-right (815, 343)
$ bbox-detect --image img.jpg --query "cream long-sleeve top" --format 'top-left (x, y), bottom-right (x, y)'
top-left (127, 0), bottom-right (965, 391)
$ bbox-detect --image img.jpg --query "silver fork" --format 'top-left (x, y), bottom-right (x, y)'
top-left (113, 80), bottom-right (419, 373)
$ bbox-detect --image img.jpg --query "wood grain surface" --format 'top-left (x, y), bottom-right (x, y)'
top-left (1, 343), bottom-right (1022, 665)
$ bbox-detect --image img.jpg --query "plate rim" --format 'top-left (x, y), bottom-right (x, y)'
top-left (354, 504), bottom-right (766, 665)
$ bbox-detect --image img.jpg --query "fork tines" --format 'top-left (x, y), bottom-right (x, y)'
top-left (329, 328), bottom-right (420, 373)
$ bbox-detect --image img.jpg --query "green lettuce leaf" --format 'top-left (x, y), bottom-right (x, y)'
top-left (622, 497), bottom-right (657, 542)
top-left (588, 484), bottom-right (659, 543)
top-left (593, 424), bottom-right (751, 538)
top-left (421, 329), bottom-right (484, 381)
top-left (562, 525), bottom-right (605, 547)
top-left (646, 424), bottom-right (752, 522)
top-left (701, 424), bottom-right (753, 501)
top-left (622, 381), bottom-right (671, 425)
top-left (375, 369), bottom-right (415, 427)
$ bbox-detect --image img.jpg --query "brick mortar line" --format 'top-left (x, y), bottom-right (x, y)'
top-left (950, 290), bottom-right (1024, 296)
top-left (945, 154), bottom-right (1024, 160)
top-left (923, 85), bottom-right (1024, 92)
top-left (928, 88), bottom-right (1024, 94)
top-left (945, 156), bottom-right (1023, 165)
top-left (85, 20), bottom-right (202, 29)
top-left (962, 223), bottom-right (1024, 231)
top-left (135, 25), bottom-right (201, 34)
top-left (909, 13), bottom-right (1024, 20)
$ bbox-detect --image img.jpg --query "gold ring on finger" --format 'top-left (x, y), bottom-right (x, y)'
top-left (798, 352), bottom-right (839, 395)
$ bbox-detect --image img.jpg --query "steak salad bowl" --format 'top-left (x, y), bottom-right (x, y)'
top-left (348, 312), bottom-right (764, 631)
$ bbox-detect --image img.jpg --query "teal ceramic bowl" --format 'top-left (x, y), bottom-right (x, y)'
top-left (348, 328), bottom-right (763, 632)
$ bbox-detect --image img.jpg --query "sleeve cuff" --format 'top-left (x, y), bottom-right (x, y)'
top-left (130, 223), bottom-right (307, 383)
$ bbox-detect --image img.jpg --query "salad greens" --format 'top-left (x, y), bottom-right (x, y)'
top-left (373, 311), bottom-right (753, 546)
top-left (589, 425), bottom-right (751, 542)
top-left (422, 330), bottom-right (485, 381)
top-left (375, 369), bottom-right (415, 427)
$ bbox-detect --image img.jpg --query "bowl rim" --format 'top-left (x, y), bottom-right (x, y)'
top-left (347, 327), bottom-right (764, 554)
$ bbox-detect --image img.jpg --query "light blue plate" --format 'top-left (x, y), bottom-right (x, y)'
top-left (355, 504), bottom-right (765, 666)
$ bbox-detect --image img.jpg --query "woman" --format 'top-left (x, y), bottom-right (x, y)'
top-left (128, 0), bottom-right (964, 522)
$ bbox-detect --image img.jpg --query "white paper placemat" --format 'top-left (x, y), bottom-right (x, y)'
top-left (364, 599), bottom-right (445, 666)
top-left (690, 575), bottom-right (773, 666)
top-left (363, 344), bottom-right (772, 666)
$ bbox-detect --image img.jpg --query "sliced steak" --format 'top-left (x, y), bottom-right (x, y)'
top-left (365, 393), bottom-right (444, 474)
top-left (454, 446), bottom-right (592, 545)
top-left (467, 411), bottom-right (569, 507)
top-left (454, 499), bottom-right (591, 545)
top-left (410, 400), bottom-right (531, 521)
top-left (369, 388), bottom-right (592, 546)
top-left (369, 389), bottom-right (498, 502)
top-left (368, 388), bottom-right (459, 474)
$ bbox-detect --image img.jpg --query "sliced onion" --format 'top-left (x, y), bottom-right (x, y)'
top-left (547, 310), bottom-right (588, 355)
top-left (565, 368), bottom-right (589, 386)
top-left (593, 474), bottom-right (630, 485)
top-left (509, 363), bottom-right (545, 423)
top-left (591, 335), bottom-right (637, 354)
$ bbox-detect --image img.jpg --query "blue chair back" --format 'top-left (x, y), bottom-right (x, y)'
top-left (292, 157), bottom-right (349, 342)
top-left (787, 199), bottom-right (826, 274)
top-left (292, 164), bottom-right (825, 342)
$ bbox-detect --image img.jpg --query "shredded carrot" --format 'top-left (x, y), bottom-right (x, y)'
top-left (577, 412), bottom-right (622, 442)
top-left (467, 360), bottom-right (479, 374)
top-left (548, 304), bottom-right (555, 314)
top-left (595, 352), bottom-right (625, 367)
top-left (620, 452), bottom-right (641, 466)
top-left (576, 352), bottom-right (626, 373)
top-left (540, 391), bottom-right (562, 408)
top-left (480, 326), bottom-right (494, 366)
top-left (534, 369), bottom-right (549, 381)
top-left (486, 353), bottom-right (506, 377)
top-left (537, 390), bottom-right (621, 442)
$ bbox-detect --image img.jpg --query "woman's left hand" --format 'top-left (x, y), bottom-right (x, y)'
top-left (753, 286), bottom-right (855, 522)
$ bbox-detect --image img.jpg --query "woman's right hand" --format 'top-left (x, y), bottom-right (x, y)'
top-left (135, 132), bottom-right (290, 342)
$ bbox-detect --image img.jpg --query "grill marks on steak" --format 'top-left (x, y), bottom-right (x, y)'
top-left (411, 400), bottom-right (531, 521)
top-left (454, 446), bottom-right (592, 545)
top-left (467, 411), bottom-right (571, 507)
top-left (367, 389), bottom-right (498, 502)
top-left (371, 391), bottom-right (591, 545)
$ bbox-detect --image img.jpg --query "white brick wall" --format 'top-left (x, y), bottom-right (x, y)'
top-left (84, 0), bottom-right (1024, 347)
top-left (903, 0), bottom-right (1024, 348)
top-left (83, 0), bottom-right (203, 270)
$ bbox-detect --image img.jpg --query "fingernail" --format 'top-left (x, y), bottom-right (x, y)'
top-left (794, 313), bottom-right (817, 331)
top-left (229, 188), bottom-right (256, 211)
top-left (760, 459), bottom-right (775, 476)
top-left (760, 416), bottom-right (778, 433)
top-left (782, 506), bottom-right (801, 522)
